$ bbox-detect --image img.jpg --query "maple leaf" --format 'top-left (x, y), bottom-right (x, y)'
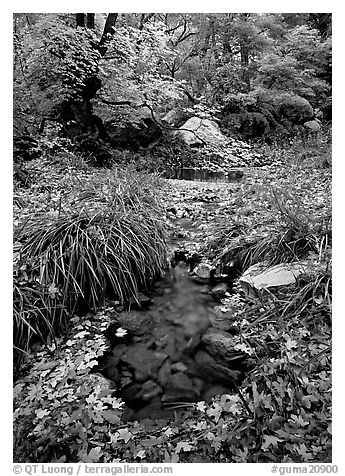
top-left (36, 409), bottom-right (50, 419)
top-left (175, 442), bottom-right (193, 453)
top-left (136, 450), bottom-right (146, 459)
top-left (207, 404), bottom-right (223, 422)
top-left (195, 401), bottom-right (206, 412)
top-left (87, 446), bottom-right (102, 462)
top-left (117, 428), bottom-right (133, 443)
top-left (262, 435), bottom-right (282, 451)
top-left (286, 339), bottom-right (298, 351)
top-left (164, 428), bottom-right (175, 437)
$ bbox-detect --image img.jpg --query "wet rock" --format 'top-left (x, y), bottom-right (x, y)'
top-left (101, 343), bottom-right (128, 382)
top-left (121, 344), bottom-right (168, 381)
top-left (202, 328), bottom-right (234, 356)
top-left (121, 383), bottom-right (141, 403)
top-left (194, 350), bottom-right (216, 365)
top-left (171, 361), bottom-right (188, 372)
top-left (208, 307), bottom-right (234, 331)
top-left (135, 380), bottom-right (162, 401)
top-left (201, 328), bottom-right (246, 365)
top-left (192, 378), bottom-right (205, 395)
top-left (162, 339), bottom-right (181, 362)
top-left (192, 361), bottom-right (241, 387)
top-left (124, 396), bottom-right (169, 422)
top-left (157, 360), bottom-right (172, 386)
top-left (127, 293), bottom-right (152, 310)
top-left (134, 369), bottom-right (151, 383)
top-left (162, 389), bottom-right (199, 403)
top-left (194, 263), bottom-right (213, 280)
top-left (116, 311), bottom-right (153, 336)
top-left (210, 283), bottom-right (228, 300)
top-left (167, 372), bottom-right (195, 391)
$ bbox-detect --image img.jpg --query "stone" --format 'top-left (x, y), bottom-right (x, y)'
top-left (121, 383), bottom-right (141, 403)
top-left (121, 344), bottom-right (168, 380)
top-left (127, 293), bottom-right (152, 310)
top-left (135, 380), bottom-right (162, 401)
top-left (195, 361), bottom-right (241, 386)
top-left (210, 283), bottom-right (228, 300)
top-left (194, 350), bottom-right (216, 365)
top-left (239, 262), bottom-right (307, 298)
top-left (162, 108), bottom-right (185, 126)
top-left (193, 263), bottom-right (213, 280)
top-left (192, 378), bottom-right (205, 395)
top-left (177, 117), bottom-right (229, 148)
top-left (208, 307), bottom-right (234, 331)
top-left (171, 362), bottom-right (188, 372)
top-left (157, 360), bottom-right (172, 386)
top-left (201, 328), bottom-right (246, 366)
top-left (303, 120), bottom-right (321, 133)
top-left (167, 372), bottom-right (194, 391)
top-left (161, 389), bottom-right (199, 403)
top-left (106, 107), bottom-right (162, 150)
top-left (278, 95), bottom-right (314, 124)
top-left (116, 311), bottom-right (152, 336)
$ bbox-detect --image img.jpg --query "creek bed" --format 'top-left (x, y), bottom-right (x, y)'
top-left (96, 186), bottom-right (251, 422)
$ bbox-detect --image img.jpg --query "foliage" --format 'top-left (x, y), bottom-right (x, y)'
top-left (13, 14), bottom-right (100, 135)
top-left (14, 309), bottom-right (124, 462)
top-left (94, 20), bottom-right (184, 127)
top-left (14, 151), bottom-right (168, 364)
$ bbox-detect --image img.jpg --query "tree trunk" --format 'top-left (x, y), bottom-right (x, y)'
top-left (76, 13), bottom-right (85, 28)
top-left (86, 13), bottom-right (95, 29)
top-left (99, 13), bottom-right (118, 54)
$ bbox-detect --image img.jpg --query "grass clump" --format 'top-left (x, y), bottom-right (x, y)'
top-left (14, 159), bottom-right (168, 365)
top-left (206, 186), bottom-right (331, 272)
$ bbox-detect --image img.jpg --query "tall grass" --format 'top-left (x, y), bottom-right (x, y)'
top-left (206, 186), bottom-right (331, 272)
top-left (13, 163), bottom-right (168, 365)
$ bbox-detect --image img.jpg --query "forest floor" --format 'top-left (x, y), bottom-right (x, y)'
top-left (13, 148), bottom-right (332, 463)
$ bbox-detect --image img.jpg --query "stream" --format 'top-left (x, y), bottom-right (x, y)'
top-left (97, 174), bottom-right (251, 423)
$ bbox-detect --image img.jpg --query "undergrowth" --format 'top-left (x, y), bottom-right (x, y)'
top-left (13, 154), bottom-right (168, 366)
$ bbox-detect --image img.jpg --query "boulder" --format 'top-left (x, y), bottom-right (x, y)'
top-left (162, 108), bottom-right (185, 126)
top-left (278, 95), bottom-right (314, 124)
top-left (177, 117), bottom-right (228, 148)
top-left (303, 120), bottom-right (321, 133)
top-left (201, 328), bottom-right (247, 366)
top-left (202, 328), bottom-right (235, 359)
top-left (210, 283), bottom-right (228, 300)
top-left (239, 262), bottom-right (307, 298)
top-left (208, 307), bottom-right (234, 331)
top-left (115, 311), bottom-right (152, 336)
top-left (106, 107), bottom-right (162, 150)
